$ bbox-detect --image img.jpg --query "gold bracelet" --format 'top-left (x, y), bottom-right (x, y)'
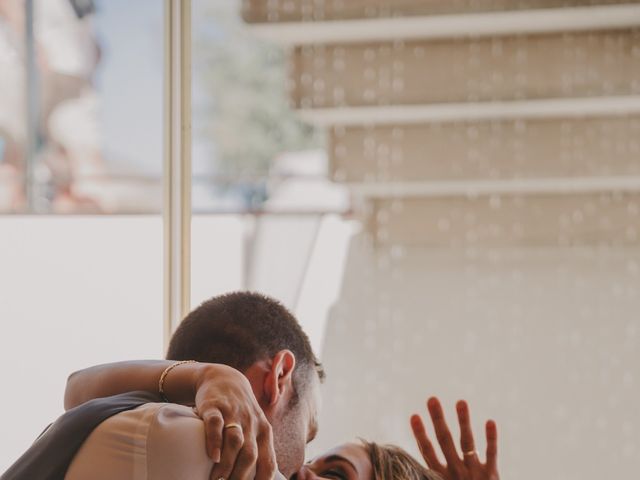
top-left (158, 360), bottom-right (197, 402)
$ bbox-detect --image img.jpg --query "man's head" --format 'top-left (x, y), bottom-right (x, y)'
top-left (167, 291), bottom-right (324, 477)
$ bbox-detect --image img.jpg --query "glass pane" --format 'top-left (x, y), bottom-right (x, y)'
top-left (0, 0), bottom-right (163, 214)
top-left (190, 0), bottom-right (353, 353)
top-left (193, 2), bottom-right (640, 480)
top-left (0, 0), bottom-right (164, 470)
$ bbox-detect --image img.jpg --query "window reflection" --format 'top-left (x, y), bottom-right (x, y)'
top-left (0, 0), bottom-right (163, 213)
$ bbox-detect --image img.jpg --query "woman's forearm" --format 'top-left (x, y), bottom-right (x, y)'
top-left (64, 360), bottom-right (209, 410)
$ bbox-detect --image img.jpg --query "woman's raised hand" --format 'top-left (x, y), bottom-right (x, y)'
top-left (410, 397), bottom-right (499, 480)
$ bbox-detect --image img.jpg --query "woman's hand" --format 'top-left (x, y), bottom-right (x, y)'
top-left (410, 397), bottom-right (499, 480)
top-left (192, 364), bottom-right (277, 480)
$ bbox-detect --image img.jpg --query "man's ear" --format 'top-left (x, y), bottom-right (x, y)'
top-left (263, 349), bottom-right (296, 407)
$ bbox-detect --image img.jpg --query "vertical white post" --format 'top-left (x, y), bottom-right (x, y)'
top-left (164, 0), bottom-right (192, 349)
top-left (24, 0), bottom-right (39, 212)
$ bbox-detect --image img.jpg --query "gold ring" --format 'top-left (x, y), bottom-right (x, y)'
top-left (224, 423), bottom-right (242, 431)
top-left (463, 450), bottom-right (477, 457)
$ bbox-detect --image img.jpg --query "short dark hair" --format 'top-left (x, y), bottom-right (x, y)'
top-left (167, 291), bottom-right (325, 400)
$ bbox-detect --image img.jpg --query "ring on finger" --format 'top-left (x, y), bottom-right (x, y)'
top-left (224, 423), bottom-right (242, 432)
top-left (463, 450), bottom-right (478, 457)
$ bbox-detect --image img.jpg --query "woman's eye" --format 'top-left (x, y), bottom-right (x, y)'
top-left (321, 469), bottom-right (346, 480)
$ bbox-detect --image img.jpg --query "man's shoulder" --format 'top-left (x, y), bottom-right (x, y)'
top-left (135, 402), bottom-right (201, 425)
top-left (65, 402), bottom-right (212, 480)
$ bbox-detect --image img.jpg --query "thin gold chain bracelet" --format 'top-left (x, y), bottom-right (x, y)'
top-left (158, 360), bottom-right (197, 401)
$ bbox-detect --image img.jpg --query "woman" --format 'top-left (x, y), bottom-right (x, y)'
top-left (65, 361), bottom-right (499, 480)
top-left (298, 441), bottom-right (443, 480)
top-left (295, 397), bottom-right (498, 480)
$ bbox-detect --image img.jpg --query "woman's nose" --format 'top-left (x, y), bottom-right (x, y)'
top-left (293, 465), bottom-right (316, 480)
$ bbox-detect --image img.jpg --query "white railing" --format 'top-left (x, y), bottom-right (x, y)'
top-left (247, 4), bottom-right (640, 45)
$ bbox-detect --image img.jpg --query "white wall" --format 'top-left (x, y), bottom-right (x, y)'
top-left (3, 216), bottom-right (637, 479)
top-left (0, 216), bottom-right (164, 471)
top-left (313, 233), bottom-right (640, 480)
top-left (0, 215), bottom-right (247, 472)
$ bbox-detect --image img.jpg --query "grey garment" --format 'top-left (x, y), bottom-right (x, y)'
top-left (1, 391), bottom-right (161, 480)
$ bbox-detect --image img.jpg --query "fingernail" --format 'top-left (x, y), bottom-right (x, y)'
top-left (212, 448), bottom-right (221, 463)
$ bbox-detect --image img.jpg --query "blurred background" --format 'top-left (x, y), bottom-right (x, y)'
top-left (1, 1), bottom-right (639, 479)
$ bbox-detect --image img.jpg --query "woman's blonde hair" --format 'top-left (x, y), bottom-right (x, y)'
top-left (360, 440), bottom-right (443, 480)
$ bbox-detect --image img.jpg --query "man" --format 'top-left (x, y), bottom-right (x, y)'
top-left (2, 292), bottom-right (323, 480)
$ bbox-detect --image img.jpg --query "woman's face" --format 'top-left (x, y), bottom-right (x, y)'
top-left (294, 442), bottom-right (372, 480)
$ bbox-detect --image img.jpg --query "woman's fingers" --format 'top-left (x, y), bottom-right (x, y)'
top-left (229, 436), bottom-right (258, 480)
top-left (456, 400), bottom-right (478, 468)
top-left (201, 408), bottom-right (224, 463)
top-left (410, 414), bottom-right (444, 471)
top-left (253, 420), bottom-right (277, 480)
top-left (485, 419), bottom-right (498, 475)
top-left (209, 424), bottom-right (245, 480)
top-left (191, 365), bottom-right (276, 480)
top-left (200, 410), bottom-right (275, 480)
top-left (427, 397), bottom-right (463, 468)
top-left (413, 397), bottom-right (500, 480)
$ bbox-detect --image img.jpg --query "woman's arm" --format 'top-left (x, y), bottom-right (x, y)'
top-left (65, 360), bottom-right (277, 480)
top-left (64, 360), bottom-right (200, 410)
